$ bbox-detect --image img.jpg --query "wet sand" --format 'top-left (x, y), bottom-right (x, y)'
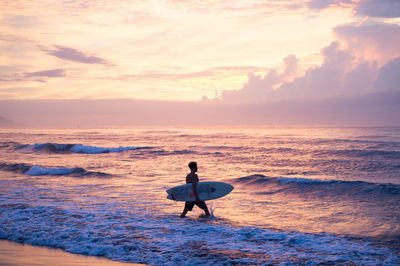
top-left (0, 240), bottom-right (143, 266)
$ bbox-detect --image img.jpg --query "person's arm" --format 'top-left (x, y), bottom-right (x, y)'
top-left (192, 179), bottom-right (200, 201)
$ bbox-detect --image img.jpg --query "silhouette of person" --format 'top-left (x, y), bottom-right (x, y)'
top-left (180, 162), bottom-right (210, 218)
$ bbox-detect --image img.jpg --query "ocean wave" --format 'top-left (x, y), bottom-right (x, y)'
top-left (0, 204), bottom-right (397, 265)
top-left (17, 142), bottom-right (151, 154)
top-left (0, 162), bottom-right (30, 174)
top-left (0, 141), bottom-right (21, 149)
top-left (143, 149), bottom-right (198, 156)
top-left (128, 149), bottom-right (224, 160)
top-left (231, 175), bottom-right (400, 197)
top-left (189, 145), bottom-right (247, 151)
top-left (315, 149), bottom-right (400, 159)
top-left (310, 138), bottom-right (400, 146)
top-left (0, 163), bottom-right (110, 177)
top-left (257, 146), bottom-right (400, 159)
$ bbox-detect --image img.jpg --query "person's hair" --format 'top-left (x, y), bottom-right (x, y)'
top-left (188, 161), bottom-right (197, 170)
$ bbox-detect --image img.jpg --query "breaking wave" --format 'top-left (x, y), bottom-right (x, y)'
top-left (0, 163), bottom-right (110, 177)
top-left (17, 142), bottom-right (151, 154)
top-left (0, 204), bottom-right (397, 265)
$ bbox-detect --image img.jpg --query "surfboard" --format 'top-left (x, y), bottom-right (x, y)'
top-left (166, 181), bottom-right (234, 202)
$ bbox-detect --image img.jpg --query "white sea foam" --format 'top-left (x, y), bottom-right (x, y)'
top-left (25, 166), bottom-right (76, 176)
top-left (0, 203), bottom-right (397, 265)
top-left (70, 144), bottom-right (145, 154)
top-left (20, 142), bottom-right (150, 154)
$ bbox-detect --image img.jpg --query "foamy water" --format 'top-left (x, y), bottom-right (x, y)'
top-left (0, 127), bottom-right (399, 264)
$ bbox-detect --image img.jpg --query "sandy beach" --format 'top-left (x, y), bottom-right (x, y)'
top-left (0, 240), bottom-right (143, 266)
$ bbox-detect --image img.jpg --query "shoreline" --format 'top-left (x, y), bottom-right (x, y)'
top-left (0, 240), bottom-right (144, 266)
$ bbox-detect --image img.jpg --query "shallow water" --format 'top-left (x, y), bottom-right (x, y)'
top-left (0, 127), bottom-right (399, 264)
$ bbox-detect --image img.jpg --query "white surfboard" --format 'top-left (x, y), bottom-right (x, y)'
top-left (166, 181), bottom-right (234, 202)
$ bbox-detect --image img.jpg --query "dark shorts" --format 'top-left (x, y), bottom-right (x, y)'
top-left (184, 201), bottom-right (207, 211)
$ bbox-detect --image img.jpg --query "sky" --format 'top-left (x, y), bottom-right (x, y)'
top-left (0, 0), bottom-right (399, 126)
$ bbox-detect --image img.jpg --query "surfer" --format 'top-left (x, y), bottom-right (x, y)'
top-left (180, 162), bottom-right (210, 218)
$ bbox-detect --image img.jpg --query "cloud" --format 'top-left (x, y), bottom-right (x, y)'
top-left (1, 15), bottom-right (40, 28)
top-left (374, 57), bottom-right (400, 90)
top-left (217, 20), bottom-right (400, 105)
top-left (0, 69), bottom-right (66, 84)
top-left (334, 23), bottom-right (400, 65)
top-left (118, 70), bottom-right (216, 81)
top-left (305, 0), bottom-right (400, 18)
top-left (24, 69), bottom-right (66, 78)
top-left (218, 55), bottom-right (298, 103)
top-left (210, 66), bottom-right (269, 72)
top-left (217, 41), bottom-right (384, 104)
top-left (307, 0), bottom-right (336, 9)
top-left (305, 0), bottom-right (354, 10)
top-left (279, 42), bottom-right (379, 97)
top-left (115, 65), bottom-right (269, 82)
top-left (44, 45), bottom-right (111, 65)
top-left (355, 0), bottom-right (400, 18)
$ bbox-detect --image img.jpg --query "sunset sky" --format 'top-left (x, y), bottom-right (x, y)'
top-left (0, 0), bottom-right (399, 126)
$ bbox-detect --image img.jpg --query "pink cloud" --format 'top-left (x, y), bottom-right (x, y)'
top-left (279, 42), bottom-right (379, 98)
top-left (374, 57), bottom-right (400, 90)
top-left (219, 55), bottom-right (298, 103)
top-left (334, 23), bottom-right (400, 65)
top-left (307, 0), bottom-right (338, 10)
top-left (43, 45), bottom-right (112, 65)
top-left (117, 70), bottom-right (216, 81)
top-left (216, 20), bottom-right (400, 105)
top-left (356, 0), bottom-right (400, 18)
top-left (1, 15), bottom-right (40, 28)
top-left (217, 40), bottom-right (385, 103)
top-left (24, 69), bottom-right (66, 78)
top-left (305, 0), bottom-right (400, 18)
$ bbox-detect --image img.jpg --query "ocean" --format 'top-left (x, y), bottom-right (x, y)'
top-left (0, 127), bottom-right (399, 265)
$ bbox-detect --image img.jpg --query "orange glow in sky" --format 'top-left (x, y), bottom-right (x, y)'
top-left (0, 0), bottom-right (399, 101)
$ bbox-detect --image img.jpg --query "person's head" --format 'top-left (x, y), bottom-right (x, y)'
top-left (188, 161), bottom-right (197, 172)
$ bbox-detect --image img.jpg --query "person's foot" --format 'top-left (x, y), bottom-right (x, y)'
top-left (180, 214), bottom-right (186, 218)
top-left (199, 214), bottom-right (210, 218)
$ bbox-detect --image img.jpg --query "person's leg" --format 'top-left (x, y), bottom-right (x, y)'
top-left (180, 209), bottom-right (188, 218)
top-left (181, 202), bottom-right (194, 218)
top-left (196, 201), bottom-right (210, 216)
